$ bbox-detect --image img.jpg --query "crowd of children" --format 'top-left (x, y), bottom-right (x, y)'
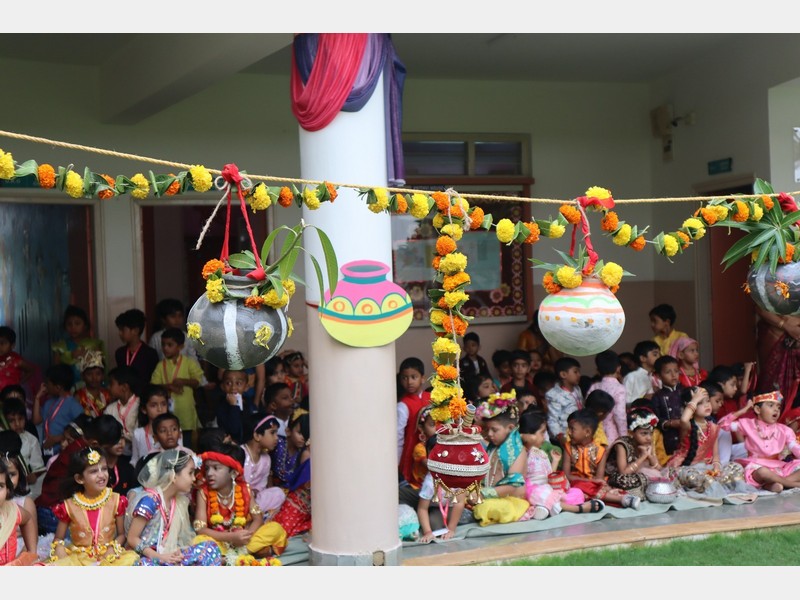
top-left (398, 304), bottom-right (800, 542)
top-left (0, 301), bottom-right (312, 566)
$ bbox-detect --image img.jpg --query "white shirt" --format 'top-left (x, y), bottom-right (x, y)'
top-left (20, 430), bottom-right (45, 499)
top-left (623, 367), bottom-right (654, 404)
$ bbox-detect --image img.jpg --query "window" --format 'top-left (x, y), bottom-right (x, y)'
top-left (402, 133), bottom-right (530, 178)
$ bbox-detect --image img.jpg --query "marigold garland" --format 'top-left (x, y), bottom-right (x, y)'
top-left (207, 484), bottom-right (248, 531)
top-left (38, 163), bottom-right (55, 188)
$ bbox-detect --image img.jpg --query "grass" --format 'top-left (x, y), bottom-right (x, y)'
top-left (496, 526), bottom-right (800, 566)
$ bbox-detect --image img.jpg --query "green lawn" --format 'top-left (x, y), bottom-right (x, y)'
top-left (496, 526), bottom-right (800, 566)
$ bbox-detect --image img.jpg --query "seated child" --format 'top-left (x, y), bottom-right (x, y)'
top-left (240, 412), bottom-right (285, 517)
top-left (584, 389), bottom-right (614, 447)
top-left (215, 369), bottom-right (249, 444)
top-left (546, 357), bottom-right (584, 446)
top-left (416, 437), bottom-right (468, 542)
top-left (194, 444), bottom-right (288, 562)
top-left (0, 325), bottom-right (35, 393)
top-left (0, 459), bottom-right (37, 566)
top-left (605, 407), bottom-right (664, 499)
top-left (519, 409), bottom-right (602, 519)
top-left (33, 365), bottom-right (84, 457)
top-left (561, 409), bottom-right (641, 509)
top-left (500, 350), bottom-right (534, 394)
top-left (463, 373), bottom-right (498, 407)
top-left (533, 371), bottom-right (557, 404)
top-left (587, 350), bottom-right (627, 445)
top-left (650, 303), bottom-right (688, 357)
top-left (491, 349), bottom-right (513, 391)
top-left (669, 337), bottom-right (707, 389)
top-left (74, 350), bottom-right (110, 417)
top-left (152, 412), bottom-right (184, 453)
top-left (2, 397), bottom-right (45, 495)
top-left (271, 412), bottom-right (311, 539)
top-left (264, 382), bottom-right (294, 437)
top-left (624, 340), bottom-right (660, 404)
top-left (0, 432), bottom-right (39, 557)
top-left (476, 392), bottom-right (526, 499)
top-left (651, 355), bottom-right (684, 457)
top-left (630, 399), bottom-right (669, 465)
top-left (666, 385), bottom-right (718, 469)
top-left (458, 332), bottom-right (491, 381)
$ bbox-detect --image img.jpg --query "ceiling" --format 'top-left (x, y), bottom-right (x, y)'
top-left (0, 32), bottom-right (741, 83)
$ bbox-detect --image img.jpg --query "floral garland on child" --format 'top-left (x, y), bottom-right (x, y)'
top-left (207, 483), bottom-right (248, 530)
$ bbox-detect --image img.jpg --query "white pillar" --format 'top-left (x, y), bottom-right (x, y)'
top-left (298, 73), bottom-right (401, 565)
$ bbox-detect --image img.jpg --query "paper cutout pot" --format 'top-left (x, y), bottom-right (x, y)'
top-left (187, 273), bottom-right (289, 370)
top-left (747, 262), bottom-right (800, 316)
top-left (537, 277), bottom-right (625, 356)
top-left (319, 260), bottom-right (413, 347)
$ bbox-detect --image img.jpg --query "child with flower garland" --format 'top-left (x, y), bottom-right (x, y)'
top-left (193, 444), bottom-right (287, 564)
top-left (478, 391), bottom-right (527, 499)
top-left (49, 446), bottom-right (138, 565)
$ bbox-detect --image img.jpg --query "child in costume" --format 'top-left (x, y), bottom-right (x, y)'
top-left (605, 407), bottom-right (663, 499)
top-left (520, 409), bottom-right (602, 518)
top-left (51, 305), bottom-right (106, 389)
top-left (0, 325), bottom-right (34, 393)
top-left (409, 406), bottom-right (437, 490)
top-left (271, 412), bottom-right (311, 539)
top-left (194, 444), bottom-right (287, 564)
top-left (562, 409), bottom-right (641, 509)
top-left (416, 437), bottom-right (468, 542)
top-left (651, 355), bottom-right (685, 456)
top-left (240, 412), bottom-right (285, 517)
top-left (477, 391), bottom-right (526, 499)
top-left (666, 386), bottom-right (719, 469)
top-left (718, 391), bottom-right (800, 491)
top-left (282, 351), bottom-right (308, 407)
top-left (669, 337), bottom-right (708, 389)
top-left (0, 433), bottom-right (38, 559)
top-left (2, 397), bottom-right (45, 496)
top-left (0, 460), bottom-right (36, 566)
top-left (125, 450), bottom-right (222, 566)
top-left (74, 350), bottom-right (111, 417)
top-left (397, 357), bottom-right (431, 487)
top-left (49, 446), bottom-right (138, 565)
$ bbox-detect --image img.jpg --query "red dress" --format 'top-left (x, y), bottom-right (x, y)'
top-left (399, 391), bottom-right (431, 487)
top-left (0, 351), bottom-right (23, 390)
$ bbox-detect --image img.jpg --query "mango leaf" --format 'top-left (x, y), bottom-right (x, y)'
top-left (481, 214), bottom-right (493, 229)
top-left (227, 252), bottom-right (256, 269)
top-left (769, 244), bottom-right (780, 274)
top-left (279, 247), bottom-right (301, 282)
top-left (306, 225), bottom-right (339, 297)
top-left (260, 225), bottom-right (294, 266)
top-left (753, 179), bottom-right (774, 196)
top-left (305, 253), bottom-right (326, 307)
top-left (780, 210), bottom-right (800, 227)
top-left (267, 273), bottom-right (285, 299)
top-left (13, 159), bottom-right (38, 178)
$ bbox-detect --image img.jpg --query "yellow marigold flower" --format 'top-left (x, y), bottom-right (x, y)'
top-left (248, 184), bottom-right (271, 212)
top-left (410, 193), bottom-right (430, 219)
top-left (548, 222), bottom-right (565, 238)
top-left (523, 222), bottom-right (540, 244)
top-left (613, 223), bottom-right (632, 246)
top-left (209, 514), bottom-right (224, 526)
top-left (682, 217), bottom-right (705, 240)
top-left (437, 365), bottom-right (459, 381)
top-left (430, 385), bottom-right (453, 407)
top-left (65, 171), bottom-right (84, 198)
top-left (287, 317), bottom-right (294, 338)
top-left (556, 266), bottom-right (582, 289)
top-left (676, 231), bottom-right (691, 248)
top-left (710, 205), bottom-right (729, 221)
top-left (585, 186), bottom-right (612, 201)
top-left (699, 207), bottom-right (717, 225)
top-left (432, 337), bottom-right (460, 357)
top-left (439, 253), bottom-right (467, 275)
top-left (187, 323), bottom-right (202, 340)
top-left (630, 236), bottom-right (646, 251)
top-left (278, 186), bottom-right (294, 207)
top-left (430, 310), bottom-right (446, 325)
top-left (432, 191), bottom-right (450, 212)
top-left (253, 324), bottom-right (273, 349)
top-left (559, 204), bottom-right (582, 225)
top-left (448, 396), bottom-right (468, 420)
top-left (395, 193), bottom-right (408, 214)
top-left (469, 206), bottom-right (485, 230)
top-left (370, 188), bottom-right (389, 213)
top-left (432, 213), bottom-right (445, 229)
top-left (189, 165), bottom-right (213, 193)
top-left (761, 195), bottom-right (774, 210)
top-left (733, 200), bottom-right (749, 222)
top-left (751, 203), bottom-right (764, 222)
top-left (262, 288), bottom-right (289, 309)
top-left (202, 259), bottom-right (225, 280)
top-left (131, 173), bottom-right (150, 199)
top-left (282, 279), bottom-right (296, 297)
top-left (542, 272), bottom-right (562, 295)
top-left (430, 405), bottom-right (453, 423)
top-left (443, 290), bottom-right (469, 309)
top-left (600, 262), bottom-right (623, 288)
top-left (663, 235), bottom-right (679, 257)
top-left (601, 211), bottom-right (619, 232)
top-left (751, 250), bottom-right (759, 262)
top-left (98, 174), bottom-right (116, 200)
top-left (38, 164), bottom-right (56, 189)
top-left (443, 272), bottom-right (470, 292)
top-left (205, 278), bottom-right (225, 303)
top-left (496, 218), bottom-right (515, 243)
top-left (441, 223), bottom-right (463, 241)
top-left (303, 188), bottom-right (321, 210)
top-left (436, 235), bottom-right (457, 256)
top-left (0, 149), bottom-right (14, 179)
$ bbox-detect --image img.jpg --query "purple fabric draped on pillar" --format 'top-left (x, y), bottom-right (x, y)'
top-left (293, 33), bottom-right (406, 186)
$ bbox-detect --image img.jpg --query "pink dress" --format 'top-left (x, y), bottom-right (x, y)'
top-left (718, 414), bottom-right (800, 487)
top-left (524, 447), bottom-right (565, 516)
top-left (241, 444), bottom-right (286, 513)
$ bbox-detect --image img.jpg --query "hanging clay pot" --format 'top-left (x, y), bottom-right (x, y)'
top-left (537, 276), bottom-right (625, 356)
top-left (318, 260), bottom-right (413, 347)
top-left (187, 272), bottom-right (289, 370)
top-left (747, 262), bottom-right (800, 316)
top-left (427, 425), bottom-right (489, 499)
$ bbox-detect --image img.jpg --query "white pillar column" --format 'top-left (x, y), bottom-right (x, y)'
top-left (298, 72), bottom-right (401, 565)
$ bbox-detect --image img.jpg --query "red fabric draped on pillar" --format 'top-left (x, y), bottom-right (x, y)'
top-left (290, 33), bottom-right (368, 131)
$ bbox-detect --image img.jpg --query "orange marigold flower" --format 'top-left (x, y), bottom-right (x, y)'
top-left (781, 243), bottom-right (796, 264)
top-left (165, 174), bottom-right (180, 196)
top-left (542, 272), bottom-right (562, 295)
top-left (278, 186), bottom-right (294, 207)
top-left (742, 282), bottom-right (751, 295)
top-left (610, 284), bottom-right (620, 294)
top-left (437, 365), bottom-right (459, 381)
top-left (436, 235), bottom-right (457, 256)
top-left (523, 222), bottom-right (540, 244)
top-left (325, 182), bottom-right (337, 202)
top-left (202, 259), bottom-right (226, 280)
top-left (244, 295), bottom-right (265, 309)
top-left (600, 211), bottom-right (619, 232)
top-left (432, 191), bottom-right (450, 212)
top-left (761, 195), bottom-right (774, 210)
top-left (98, 174), bottom-right (116, 200)
top-left (630, 236), bottom-right (646, 251)
top-left (469, 206), bottom-right (485, 230)
top-left (443, 272), bottom-right (470, 292)
top-left (559, 204), bottom-right (582, 225)
top-left (676, 231), bottom-right (691, 249)
top-left (396, 193), bottom-right (408, 214)
top-left (449, 202), bottom-right (464, 218)
top-left (448, 396), bottom-right (468, 420)
top-left (38, 164), bottom-right (56, 189)
top-left (431, 360), bottom-right (440, 370)
top-left (438, 297), bottom-right (448, 309)
top-left (776, 281), bottom-right (790, 299)
top-left (442, 315), bottom-right (467, 337)
top-left (432, 256), bottom-right (441, 270)
top-left (699, 207), bottom-right (718, 225)
top-left (733, 200), bottom-right (749, 222)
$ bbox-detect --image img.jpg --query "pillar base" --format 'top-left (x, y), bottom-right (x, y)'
top-left (308, 542), bottom-right (402, 566)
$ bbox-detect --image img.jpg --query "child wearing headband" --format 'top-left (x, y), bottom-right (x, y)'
top-left (719, 391), bottom-right (800, 492)
top-left (241, 412), bottom-right (285, 517)
top-left (605, 407), bottom-right (664, 499)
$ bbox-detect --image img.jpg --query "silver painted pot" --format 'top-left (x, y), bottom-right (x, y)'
top-left (747, 262), bottom-right (800, 316)
top-left (645, 479), bottom-right (679, 504)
